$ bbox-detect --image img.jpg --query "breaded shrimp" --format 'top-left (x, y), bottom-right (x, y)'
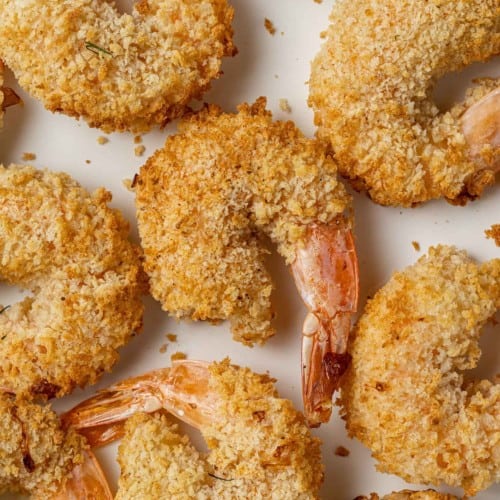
top-left (0, 0), bottom-right (235, 132)
top-left (0, 393), bottom-right (112, 499)
top-left (341, 246), bottom-right (499, 495)
top-left (0, 165), bottom-right (144, 400)
top-left (360, 491), bottom-right (457, 500)
top-left (63, 359), bottom-right (325, 499)
top-left (135, 98), bottom-right (358, 426)
top-left (309, 0), bottom-right (499, 206)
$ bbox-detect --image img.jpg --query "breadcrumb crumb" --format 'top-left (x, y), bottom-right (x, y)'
top-left (159, 344), bottom-right (168, 354)
top-left (122, 178), bottom-right (135, 192)
top-left (411, 241), bottom-right (421, 252)
top-left (171, 352), bottom-right (187, 361)
top-left (334, 446), bottom-right (350, 457)
top-left (279, 98), bottom-right (291, 113)
top-left (97, 136), bottom-right (109, 145)
top-left (264, 18), bottom-right (276, 35)
top-left (21, 152), bottom-right (36, 161)
top-left (485, 224), bottom-right (500, 246)
top-left (133, 135), bottom-right (142, 144)
top-left (166, 333), bottom-right (178, 342)
top-left (134, 145), bottom-right (146, 157)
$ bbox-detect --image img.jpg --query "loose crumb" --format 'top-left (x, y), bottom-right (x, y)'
top-left (134, 145), bottom-right (146, 157)
top-left (97, 136), bottom-right (109, 145)
top-left (411, 241), bottom-right (421, 252)
top-left (485, 224), bottom-right (500, 246)
top-left (279, 98), bottom-right (291, 113)
top-left (171, 351), bottom-right (187, 361)
top-left (21, 152), bottom-right (36, 161)
top-left (334, 446), bottom-right (350, 457)
top-left (314, 0), bottom-right (323, 4)
top-left (159, 344), bottom-right (168, 354)
top-left (133, 135), bottom-right (142, 144)
top-left (264, 18), bottom-right (276, 35)
top-left (166, 333), bottom-right (177, 342)
top-left (85, 160), bottom-right (91, 164)
top-left (122, 178), bottom-right (135, 192)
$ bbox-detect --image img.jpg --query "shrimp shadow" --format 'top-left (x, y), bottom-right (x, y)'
top-left (202, 0), bottom-right (260, 112)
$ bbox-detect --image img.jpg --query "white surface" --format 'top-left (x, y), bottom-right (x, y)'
top-left (1, 1), bottom-right (499, 499)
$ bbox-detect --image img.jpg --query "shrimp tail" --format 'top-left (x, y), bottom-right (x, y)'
top-left (1, 86), bottom-right (20, 109)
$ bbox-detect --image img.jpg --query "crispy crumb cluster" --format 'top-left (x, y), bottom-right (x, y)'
top-left (0, 394), bottom-right (87, 498)
top-left (341, 246), bottom-right (499, 495)
top-left (0, 0), bottom-right (235, 132)
top-left (116, 360), bottom-right (324, 499)
top-left (0, 165), bottom-right (144, 399)
top-left (309, 0), bottom-right (499, 206)
top-left (485, 224), bottom-right (500, 246)
top-left (136, 98), bottom-right (350, 345)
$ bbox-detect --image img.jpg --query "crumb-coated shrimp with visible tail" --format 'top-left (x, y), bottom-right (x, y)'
top-left (341, 246), bottom-right (499, 496)
top-left (63, 359), bottom-right (324, 499)
top-left (134, 98), bottom-right (359, 426)
top-left (0, 393), bottom-right (112, 499)
top-left (0, 1), bottom-right (235, 132)
top-left (309, 0), bottom-right (499, 206)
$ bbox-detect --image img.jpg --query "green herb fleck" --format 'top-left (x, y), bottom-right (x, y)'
top-left (0, 305), bottom-right (10, 315)
top-left (85, 41), bottom-right (113, 57)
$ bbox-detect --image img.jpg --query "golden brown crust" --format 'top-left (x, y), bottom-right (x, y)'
top-left (360, 491), bottom-right (457, 500)
top-left (0, 394), bottom-right (87, 498)
top-left (485, 223), bottom-right (500, 246)
top-left (116, 360), bottom-right (324, 499)
top-left (341, 246), bottom-right (499, 495)
top-left (309, 0), bottom-right (499, 206)
top-left (0, 165), bottom-right (144, 399)
top-left (135, 98), bottom-right (350, 345)
top-left (0, 0), bottom-right (235, 132)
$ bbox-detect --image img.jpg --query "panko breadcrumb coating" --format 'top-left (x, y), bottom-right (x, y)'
top-left (136, 98), bottom-right (350, 345)
top-left (115, 359), bottom-right (324, 499)
top-left (309, 0), bottom-right (499, 206)
top-left (341, 246), bottom-right (499, 495)
top-left (0, 0), bottom-right (235, 132)
top-left (0, 394), bottom-right (87, 499)
top-left (361, 491), bottom-right (457, 500)
top-left (0, 165), bottom-right (144, 399)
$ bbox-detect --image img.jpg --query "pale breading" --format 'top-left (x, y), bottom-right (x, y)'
top-left (0, 0), bottom-right (235, 132)
top-left (116, 359), bottom-right (324, 499)
top-left (309, 0), bottom-right (499, 206)
top-left (0, 394), bottom-right (87, 498)
top-left (0, 165), bottom-right (144, 399)
top-left (341, 246), bottom-right (499, 495)
top-left (135, 98), bottom-right (350, 345)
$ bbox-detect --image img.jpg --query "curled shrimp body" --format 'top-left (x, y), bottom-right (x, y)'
top-left (135, 98), bottom-right (359, 426)
top-left (63, 359), bottom-right (324, 499)
top-left (0, 393), bottom-right (111, 499)
top-left (0, 0), bottom-right (235, 132)
top-left (309, 0), bottom-right (499, 206)
top-left (341, 246), bottom-right (499, 496)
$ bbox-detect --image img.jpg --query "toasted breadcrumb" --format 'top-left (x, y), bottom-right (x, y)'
top-left (0, 1), bottom-right (236, 133)
top-left (97, 136), bottom-right (109, 145)
top-left (116, 360), bottom-right (323, 499)
top-left (334, 446), bottom-right (350, 457)
top-left (309, 0), bottom-right (499, 206)
top-left (133, 135), bottom-right (142, 144)
top-left (134, 145), bottom-right (146, 157)
top-left (0, 395), bottom-right (87, 498)
top-left (21, 152), bottom-right (36, 161)
top-left (159, 344), bottom-right (168, 354)
top-left (411, 241), bottom-right (420, 252)
top-left (122, 178), bottom-right (134, 192)
top-left (0, 165), bottom-right (144, 399)
top-left (135, 98), bottom-right (350, 346)
top-left (171, 352), bottom-right (187, 361)
top-left (341, 246), bottom-right (499, 495)
top-left (85, 160), bottom-right (91, 164)
top-left (279, 98), bottom-right (291, 113)
top-left (166, 333), bottom-right (178, 342)
top-left (485, 224), bottom-right (500, 246)
top-left (264, 18), bottom-right (276, 35)
top-left (359, 491), bottom-right (457, 500)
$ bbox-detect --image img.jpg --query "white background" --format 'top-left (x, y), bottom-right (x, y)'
top-left (1, 1), bottom-right (498, 498)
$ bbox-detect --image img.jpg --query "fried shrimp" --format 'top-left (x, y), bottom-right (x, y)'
top-left (341, 246), bottom-right (499, 495)
top-left (0, 165), bottom-right (144, 400)
top-left (0, 1), bottom-right (235, 132)
top-left (135, 98), bottom-right (358, 426)
top-left (63, 359), bottom-right (324, 499)
top-left (0, 393), bottom-right (112, 499)
top-left (360, 491), bottom-right (457, 500)
top-left (309, 0), bottom-right (499, 206)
